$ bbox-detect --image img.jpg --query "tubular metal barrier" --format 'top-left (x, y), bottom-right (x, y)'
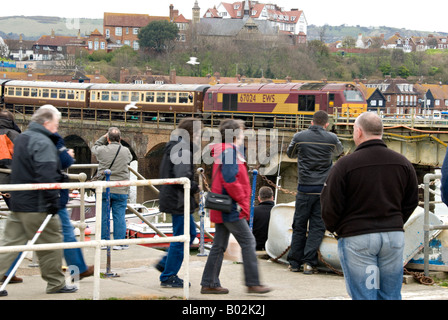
top-left (423, 173), bottom-right (448, 276)
top-left (0, 177), bottom-right (191, 300)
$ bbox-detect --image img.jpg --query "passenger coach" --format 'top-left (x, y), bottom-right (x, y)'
top-left (4, 80), bottom-right (92, 108)
top-left (89, 83), bottom-right (210, 114)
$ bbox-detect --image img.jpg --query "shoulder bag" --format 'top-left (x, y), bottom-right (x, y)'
top-left (204, 164), bottom-right (233, 214)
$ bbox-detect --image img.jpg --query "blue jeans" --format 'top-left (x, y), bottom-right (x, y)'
top-left (159, 214), bottom-right (196, 282)
top-left (58, 207), bottom-right (88, 274)
top-left (338, 231), bottom-right (405, 300)
top-left (101, 193), bottom-right (128, 240)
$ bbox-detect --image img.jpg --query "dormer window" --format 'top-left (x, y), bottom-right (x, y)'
top-left (234, 4), bottom-right (240, 9)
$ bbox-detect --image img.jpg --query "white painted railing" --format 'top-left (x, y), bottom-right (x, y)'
top-left (0, 178), bottom-right (191, 300)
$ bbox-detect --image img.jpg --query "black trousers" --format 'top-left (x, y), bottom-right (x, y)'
top-left (287, 192), bottom-right (326, 268)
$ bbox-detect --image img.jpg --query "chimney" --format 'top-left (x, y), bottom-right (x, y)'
top-left (51, 29), bottom-right (55, 38)
top-left (169, 4), bottom-right (175, 22)
top-left (120, 68), bottom-right (130, 83)
top-left (170, 69), bottom-right (177, 84)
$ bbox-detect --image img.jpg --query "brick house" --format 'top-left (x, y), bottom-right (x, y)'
top-left (365, 77), bottom-right (419, 115)
top-left (103, 12), bottom-right (169, 51)
top-left (85, 28), bottom-right (108, 53)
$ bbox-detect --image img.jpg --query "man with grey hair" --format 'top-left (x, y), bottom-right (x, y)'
top-left (92, 127), bottom-right (132, 250)
top-left (321, 112), bottom-right (418, 300)
top-left (0, 105), bottom-right (77, 296)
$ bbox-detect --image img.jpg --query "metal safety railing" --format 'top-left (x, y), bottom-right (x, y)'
top-left (423, 173), bottom-right (448, 276)
top-left (0, 177), bottom-right (191, 300)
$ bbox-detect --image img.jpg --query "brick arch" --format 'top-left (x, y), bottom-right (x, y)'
top-left (138, 142), bottom-right (167, 202)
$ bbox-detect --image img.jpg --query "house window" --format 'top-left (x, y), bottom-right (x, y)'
top-left (106, 29), bottom-right (110, 38)
top-left (101, 42), bottom-right (105, 50)
top-left (133, 28), bottom-right (139, 35)
top-left (115, 27), bottom-right (122, 36)
top-left (88, 41), bottom-right (93, 50)
top-left (133, 41), bottom-right (139, 50)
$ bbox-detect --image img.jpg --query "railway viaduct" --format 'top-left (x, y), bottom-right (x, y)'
top-left (13, 116), bottom-right (448, 204)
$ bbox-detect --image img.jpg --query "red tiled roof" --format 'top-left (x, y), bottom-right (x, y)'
top-left (104, 12), bottom-right (151, 27)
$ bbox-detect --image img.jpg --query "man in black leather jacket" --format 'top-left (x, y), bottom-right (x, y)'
top-left (286, 111), bottom-right (343, 274)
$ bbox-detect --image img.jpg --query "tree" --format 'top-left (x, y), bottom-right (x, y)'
top-left (138, 20), bottom-right (179, 53)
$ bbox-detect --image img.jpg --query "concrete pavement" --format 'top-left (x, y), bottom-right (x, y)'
top-left (1, 243), bottom-right (448, 302)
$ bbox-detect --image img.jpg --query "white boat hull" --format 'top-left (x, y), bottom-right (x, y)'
top-left (265, 202), bottom-right (444, 271)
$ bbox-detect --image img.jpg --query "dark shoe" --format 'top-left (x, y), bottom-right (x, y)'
top-left (1, 275), bottom-right (23, 284)
top-left (288, 265), bottom-right (300, 272)
top-left (303, 263), bottom-right (318, 275)
top-left (48, 285), bottom-right (78, 294)
top-left (201, 286), bottom-right (229, 294)
top-left (154, 262), bottom-right (164, 273)
top-left (247, 285), bottom-right (271, 294)
top-left (79, 265), bottom-right (94, 280)
top-left (160, 275), bottom-right (190, 288)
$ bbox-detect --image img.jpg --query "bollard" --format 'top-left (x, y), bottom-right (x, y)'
top-left (104, 169), bottom-right (119, 278)
top-left (249, 169), bottom-right (258, 231)
top-left (197, 168), bottom-right (207, 257)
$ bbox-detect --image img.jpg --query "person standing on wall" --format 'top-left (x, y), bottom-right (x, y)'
top-left (286, 111), bottom-right (343, 274)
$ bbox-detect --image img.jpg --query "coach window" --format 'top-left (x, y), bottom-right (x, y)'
top-left (102, 91), bottom-right (110, 101)
top-left (145, 92), bottom-right (154, 103)
top-left (59, 90), bottom-right (66, 99)
top-left (179, 93), bottom-right (189, 103)
top-left (111, 91), bottom-right (119, 101)
top-left (121, 92), bottom-right (129, 102)
top-left (157, 92), bottom-right (166, 103)
top-left (298, 95), bottom-right (315, 112)
top-left (51, 89), bottom-right (58, 99)
top-left (131, 92), bottom-right (139, 102)
top-left (67, 90), bottom-right (75, 100)
top-left (23, 88), bottom-right (30, 97)
top-left (42, 89), bottom-right (49, 98)
top-left (31, 88), bottom-right (38, 97)
top-left (168, 92), bottom-right (177, 103)
top-left (15, 88), bottom-right (22, 96)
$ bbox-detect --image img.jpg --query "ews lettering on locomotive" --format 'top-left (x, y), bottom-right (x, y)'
top-left (263, 94), bottom-right (275, 103)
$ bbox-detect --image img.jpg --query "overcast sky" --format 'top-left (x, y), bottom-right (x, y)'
top-left (1, 0), bottom-right (446, 33)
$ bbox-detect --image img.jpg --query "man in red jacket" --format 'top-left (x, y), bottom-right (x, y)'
top-left (321, 112), bottom-right (418, 300)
